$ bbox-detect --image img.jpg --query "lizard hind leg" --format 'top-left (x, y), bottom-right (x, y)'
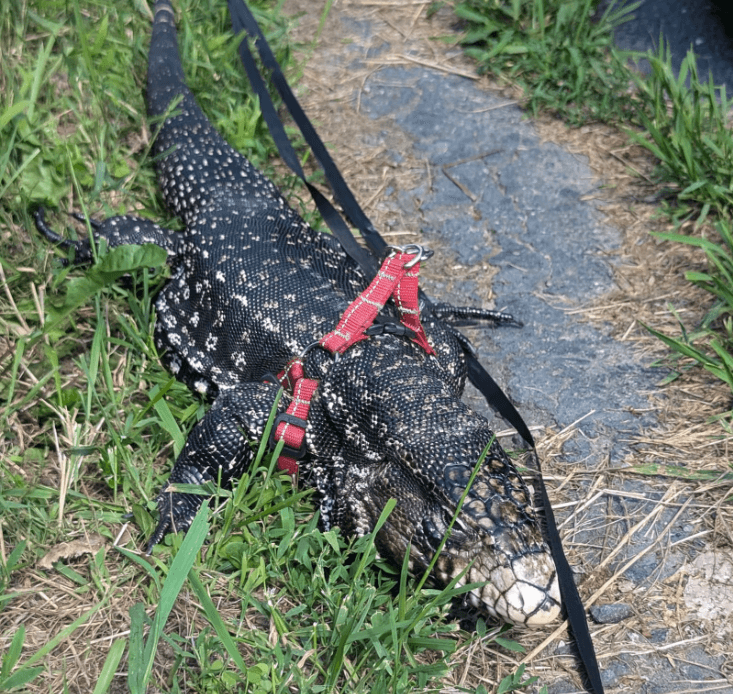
top-left (34, 208), bottom-right (94, 265)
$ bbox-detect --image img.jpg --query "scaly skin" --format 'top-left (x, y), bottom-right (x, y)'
top-left (36, 0), bottom-right (561, 626)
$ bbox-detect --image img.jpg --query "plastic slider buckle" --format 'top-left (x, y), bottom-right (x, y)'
top-left (269, 412), bottom-right (308, 460)
top-left (364, 322), bottom-right (417, 339)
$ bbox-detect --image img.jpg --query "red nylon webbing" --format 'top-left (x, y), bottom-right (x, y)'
top-left (393, 263), bottom-right (432, 354)
top-left (319, 252), bottom-right (434, 355)
top-left (273, 358), bottom-right (318, 476)
top-left (272, 249), bottom-right (434, 475)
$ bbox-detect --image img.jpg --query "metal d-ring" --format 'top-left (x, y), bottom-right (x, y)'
top-left (299, 339), bottom-right (342, 362)
top-left (384, 243), bottom-right (434, 268)
top-left (300, 341), bottom-right (324, 359)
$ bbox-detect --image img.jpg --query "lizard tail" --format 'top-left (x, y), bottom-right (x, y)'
top-left (144, 1), bottom-right (282, 222)
top-left (147, 0), bottom-right (186, 119)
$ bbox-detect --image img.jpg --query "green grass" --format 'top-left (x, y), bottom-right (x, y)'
top-left (451, 0), bottom-right (642, 125)
top-left (0, 1), bottom-right (535, 692)
top-left (629, 46), bottom-right (733, 219)
top-left (451, 0), bottom-right (733, 417)
top-left (629, 50), bottom-right (733, 396)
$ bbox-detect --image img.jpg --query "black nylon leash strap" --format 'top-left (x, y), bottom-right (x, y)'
top-left (227, 2), bottom-right (604, 692)
top-left (228, 2), bottom-right (378, 277)
top-left (465, 362), bottom-right (603, 694)
top-left (228, 0), bottom-right (386, 268)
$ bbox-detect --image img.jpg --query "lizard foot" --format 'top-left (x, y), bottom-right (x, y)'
top-left (33, 207), bottom-right (94, 264)
top-left (146, 464), bottom-right (211, 553)
top-left (35, 207), bottom-right (181, 265)
top-left (432, 302), bottom-right (523, 328)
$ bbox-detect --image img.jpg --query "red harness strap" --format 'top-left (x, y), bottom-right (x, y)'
top-left (271, 357), bottom-right (318, 476)
top-left (270, 246), bottom-right (434, 475)
top-left (319, 250), bottom-right (435, 356)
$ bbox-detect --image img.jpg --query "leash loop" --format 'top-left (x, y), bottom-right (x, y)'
top-left (318, 248), bottom-right (435, 356)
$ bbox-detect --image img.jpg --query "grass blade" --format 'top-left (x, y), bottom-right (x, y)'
top-left (133, 501), bottom-right (210, 692)
top-left (186, 568), bottom-right (247, 672)
top-left (92, 638), bottom-right (126, 694)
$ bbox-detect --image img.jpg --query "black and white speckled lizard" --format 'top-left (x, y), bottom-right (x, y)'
top-left (35, 0), bottom-right (561, 626)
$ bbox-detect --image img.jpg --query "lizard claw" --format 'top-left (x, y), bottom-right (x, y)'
top-left (146, 462), bottom-right (213, 553)
top-left (432, 303), bottom-right (523, 328)
top-left (33, 207), bottom-right (93, 265)
top-left (146, 487), bottom-right (205, 554)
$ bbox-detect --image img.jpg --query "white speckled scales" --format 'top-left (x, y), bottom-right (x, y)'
top-left (39, 0), bottom-right (563, 626)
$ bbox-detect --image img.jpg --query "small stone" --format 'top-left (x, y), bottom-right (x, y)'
top-left (650, 628), bottom-right (668, 643)
top-left (600, 668), bottom-right (619, 687)
top-left (589, 603), bottom-right (633, 624)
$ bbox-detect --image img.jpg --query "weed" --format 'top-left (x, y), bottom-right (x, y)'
top-left (628, 50), bottom-right (733, 409)
top-left (629, 46), bottom-right (733, 221)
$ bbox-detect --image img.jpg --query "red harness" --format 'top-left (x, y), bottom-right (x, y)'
top-left (270, 245), bottom-right (435, 475)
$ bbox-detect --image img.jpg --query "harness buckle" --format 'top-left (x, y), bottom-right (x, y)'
top-left (268, 412), bottom-right (308, 460)
top-left (364, 322), bottom-right (417, 339)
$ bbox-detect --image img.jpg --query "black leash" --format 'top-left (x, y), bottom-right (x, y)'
top-left (228, 0), bottom-right (385, 273)
top-left (227, 3), bottom-right (604, 692)
top-left (228, 11), bottom-right (378, 277)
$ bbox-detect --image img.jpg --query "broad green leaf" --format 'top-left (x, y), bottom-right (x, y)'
top-left (46, 243), bottom-right (168, 327)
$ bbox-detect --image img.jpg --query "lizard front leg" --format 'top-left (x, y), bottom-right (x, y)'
top-left (147, 381), bottom-right (283, 552)
top-left (431, 302), bottom-right (522, 328)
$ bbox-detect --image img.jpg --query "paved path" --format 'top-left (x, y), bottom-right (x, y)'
top-left (610, 0), bottom-right (733, 88)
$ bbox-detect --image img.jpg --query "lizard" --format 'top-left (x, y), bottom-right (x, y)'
top-left (35, 0), bottom-right (561, 626)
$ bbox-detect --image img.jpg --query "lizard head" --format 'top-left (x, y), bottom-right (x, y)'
top-left (314, 346), bottom-right (562, 626)
top-left (322, 437), bottom-right (562, 626)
